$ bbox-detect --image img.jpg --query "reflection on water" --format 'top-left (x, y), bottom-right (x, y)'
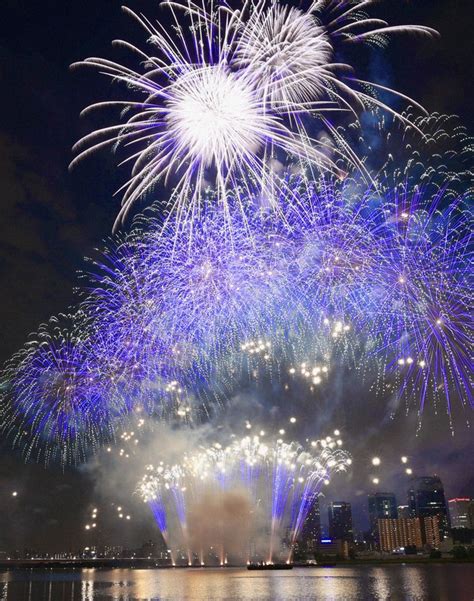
top-left (0, 565), bottom-right (473, 601)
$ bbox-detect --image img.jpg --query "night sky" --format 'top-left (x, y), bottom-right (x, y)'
top-left (0, 0), bottom-right (473, 553)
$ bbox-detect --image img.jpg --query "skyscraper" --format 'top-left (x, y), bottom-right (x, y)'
top-left (300, 496), bottom-right (321, 551)
top-left (328, 501), bottom-right (353, 541)
top-left (407, 476), bottom-right (449, 540)
top-left (368, 493), bottom-right (397, 543)
top-left (448, 498), bottom-right (473, 529)
top-left (377, 518), bottom-right (423, 552)
top-left (423, 516), bottom-right (441, 549)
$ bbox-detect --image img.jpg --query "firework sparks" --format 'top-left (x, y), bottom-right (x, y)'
top-left (138, 429), bottom-right (351, 564)
top-left (71, 0), bottom-right (437, 229)
top-left (1, 170), bottom-right (471, 464)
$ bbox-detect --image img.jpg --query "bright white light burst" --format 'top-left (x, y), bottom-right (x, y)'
top-left (234, 3), bottom-right (332, 109)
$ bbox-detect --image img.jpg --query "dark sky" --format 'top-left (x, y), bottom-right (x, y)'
top-left (0, 0), bottom-right (473, 552)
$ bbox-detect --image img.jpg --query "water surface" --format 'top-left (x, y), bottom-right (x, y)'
top-left (1, 564), bottom-right (473, 601)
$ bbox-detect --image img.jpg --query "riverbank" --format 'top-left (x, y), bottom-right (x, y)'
top-left (0, 557), bottom-right (472, 570)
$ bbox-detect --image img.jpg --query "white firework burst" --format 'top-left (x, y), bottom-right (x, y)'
top-left (71, 2), bottom-right (341, 230)
top-left (71, 0), bottom-right (438, 230)
top-left (234, 0), bottom-right (438, 121)
top-left (234, 3), bottom-right (333, 109)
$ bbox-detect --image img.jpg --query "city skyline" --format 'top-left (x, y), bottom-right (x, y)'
top-left (3, 460), bottom-right (473, 554)
top-left (3, 473), bottom-right (473, 561)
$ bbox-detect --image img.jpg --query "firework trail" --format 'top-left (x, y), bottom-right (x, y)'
top-left (138, 429), bottom-right (351, 564)
top-left (70, 0), bottom-right (437, 230)
top-left (338, 109), bottom-right (474, 200)
top-left (0, 313), bottom-right (118, 465)
top-left (1, 170), bottom-right (471, 463)
top-left (363, 190), bottom-right (473, 419)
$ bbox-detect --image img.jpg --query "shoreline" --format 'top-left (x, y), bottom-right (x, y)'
top-left (0, 558), bottom-right (472, 570)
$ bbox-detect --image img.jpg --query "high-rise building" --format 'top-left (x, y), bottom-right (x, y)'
top-left (423, 516), bottom-right (441, 549)
top-left (300, 496), bottom-right (321, 551)
top-left (328, 502), bottom-right (353, 541)
top-left (368, 493), bottom-right (397, 542)
top-left (448, 498), bottom-right (473, 529)
top-left (377, 518), bottom-right (423, 552)
top-left (407, 476), bottom-right (449, 539)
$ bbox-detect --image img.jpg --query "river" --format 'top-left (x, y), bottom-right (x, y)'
top-left (0, 564), bottom-right (473, 600)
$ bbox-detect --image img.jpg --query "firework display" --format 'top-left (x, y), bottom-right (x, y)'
top-left (343, 109), bottom-right (474, 201)
top-left (137, 430), bottom-right (351, 565)
top-left (1, 178), bottom-right (470, 463)
top-left (70, 0), bottom-right (437, 229)
top-left (0, 1), bottom-right (472, 572)
top-left (0, 313), bottom-right (118, 465)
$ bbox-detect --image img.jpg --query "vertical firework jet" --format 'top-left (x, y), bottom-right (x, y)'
top-left (138, 430), bottom-right (351, 564)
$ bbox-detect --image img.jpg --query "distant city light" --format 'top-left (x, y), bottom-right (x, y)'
top-left (372, 457), bottom-right (381, 466)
